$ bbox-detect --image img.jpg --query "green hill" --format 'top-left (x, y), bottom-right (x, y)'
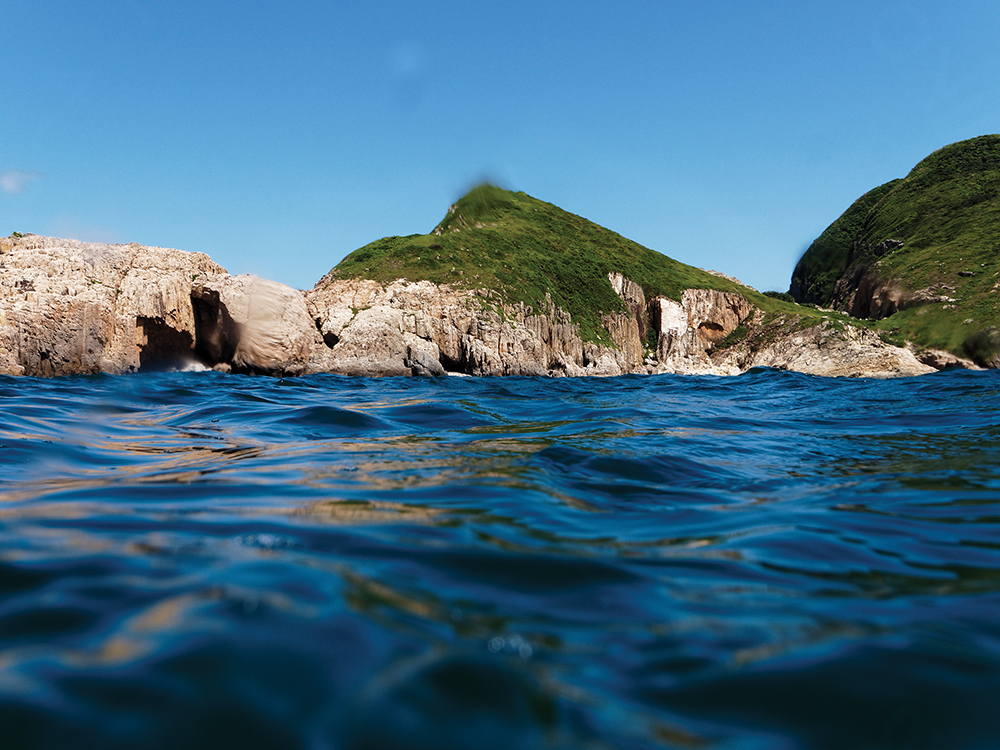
top-left (789, 178), bottom-right (901, 306)
top-left (323, 185), bottom-right (774, 344)
top-left (790, 134), bottom-right (1000, 364)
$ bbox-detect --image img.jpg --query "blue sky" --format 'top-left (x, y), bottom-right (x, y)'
top-left (2, 1), bottom-right (999, 293)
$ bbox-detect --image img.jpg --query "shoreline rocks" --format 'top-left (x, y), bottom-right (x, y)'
top-left (0, 234), bottom-right (940, 379)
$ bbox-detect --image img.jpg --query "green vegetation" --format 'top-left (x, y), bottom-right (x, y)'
top-left (963, 327), bottom-right (1000, 364)
top-left (763, 290), bottom-right (795, 303)
top-left (716, 324), bottom-right (749, 350)
top-left (789, 179), bottom-right (900, 305)
top-left (325, 185), bottom-right (809, 344)
top-left (790, 134), bottom-right (1000, 363)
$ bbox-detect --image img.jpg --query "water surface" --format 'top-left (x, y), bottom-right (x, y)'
top-left (1, 369), bottom-right (999, 749)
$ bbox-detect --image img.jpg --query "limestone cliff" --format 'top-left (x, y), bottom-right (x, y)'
top-left (0, 234), bottom-right (325, 376)
top-left (305, 277), bottom-right (634, 377)
top-left (0, 234), bottom-right (933, 379)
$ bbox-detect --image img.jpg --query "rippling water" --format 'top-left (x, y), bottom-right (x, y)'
top-left (2, 369), bottom-right (1000, 749)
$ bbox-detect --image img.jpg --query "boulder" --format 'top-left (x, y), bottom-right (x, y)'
top-left (191, 275), bottom-right (322, 375)
top-left (916, 348), bottom-right (983, 370)
top-left (715, 319), bottom-right (935, 377)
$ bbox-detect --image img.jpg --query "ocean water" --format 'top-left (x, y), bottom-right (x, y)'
top-left (1, 368), bottom-right (999, 749)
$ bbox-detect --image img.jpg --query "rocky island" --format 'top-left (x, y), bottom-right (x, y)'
top-left (4, 135), bottom-right (999, 379)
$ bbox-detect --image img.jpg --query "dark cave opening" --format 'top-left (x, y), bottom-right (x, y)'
top-left (137, 316), bottom-right (197, 371)
top-left (191, 290), bottom-right (240, 367)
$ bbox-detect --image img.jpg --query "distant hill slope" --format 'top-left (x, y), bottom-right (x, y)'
top-left (790, 134), bottom-right (1000, 364)
top-left (321, 185), bottom-right (758, 344)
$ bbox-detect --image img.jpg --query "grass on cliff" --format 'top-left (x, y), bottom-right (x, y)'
top-left (322, 185), bottom-right (802, 344)
top-left (790, 134), bottom-right (1000, 362)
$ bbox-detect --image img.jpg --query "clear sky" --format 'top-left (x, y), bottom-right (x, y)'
top-left (2, 1), bottom-right (999, 293)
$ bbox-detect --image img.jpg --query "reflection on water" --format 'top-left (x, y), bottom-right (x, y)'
top-left (1, 369), bottom-right (1000, 748)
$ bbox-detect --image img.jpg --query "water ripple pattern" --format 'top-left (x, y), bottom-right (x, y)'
top-left (1, 369), bottom-right (999, 749)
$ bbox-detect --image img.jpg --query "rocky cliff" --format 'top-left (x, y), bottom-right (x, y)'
top-left (303, 269), bottom-right (931, 378)
top-left (305, 271), bottom-right (675, 377)
top-left (0, 233), bottom-right (933, 379)
top-left (0, 234), bottom-right (325, 377)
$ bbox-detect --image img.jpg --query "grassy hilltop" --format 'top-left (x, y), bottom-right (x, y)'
top-left (326, 185), bottom-right (749, 342)
top-left (791, 134), bottom-right (1000, 361)
top-left (323, 185), bottom-right (808, 345)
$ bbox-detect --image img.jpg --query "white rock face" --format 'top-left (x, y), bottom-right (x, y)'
top-left (648, 291), bottom-right (755, 375)
top-left (0, 235), bottom-right (327, 377)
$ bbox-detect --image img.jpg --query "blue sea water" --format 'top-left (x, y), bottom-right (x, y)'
top-left (1, 368), bottom-right (1000, 749)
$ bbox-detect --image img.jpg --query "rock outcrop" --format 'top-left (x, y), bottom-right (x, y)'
top-left (305, 277), bottom-right (634, 377)
top-left (0, 234), bottom-right (938, 379)
top-left (831, 265), bottom-right (962, 321)
top-left (191, 275), bottom-right (325, 375)
top-left (916, 348), bottom-right (983, 370)
top-left (0, 234), bottom-right (223, 376)
top-left (0, 234), bottom-right (325, 376)
top-left (649, 289), bottom-right (758, 374)
top-left (713, 318), bottom-right (933, 377)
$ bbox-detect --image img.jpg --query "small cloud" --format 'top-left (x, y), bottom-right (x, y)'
top-left (0, 169), bottom-right (43, 195)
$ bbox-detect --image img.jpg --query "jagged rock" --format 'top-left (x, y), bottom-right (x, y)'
top-left (648, 289), bottom-right (756, 374)
top-left (406, 338), bottom-right (446, 377)
top-left (608, 272), bottom-right (648, 336)
top-left (320, 306), bottom-right (419, 377)
top-left (0, 235), bottom-right (325, 377)
top-left (305, 277), bottom-right (633, 377)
